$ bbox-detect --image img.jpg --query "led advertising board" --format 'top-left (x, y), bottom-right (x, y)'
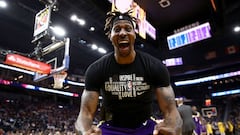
top-left (167, 22), bottom-right (211, 50)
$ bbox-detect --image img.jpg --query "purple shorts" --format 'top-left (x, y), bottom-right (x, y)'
top-left (98, 119), bottom-right (156, 135)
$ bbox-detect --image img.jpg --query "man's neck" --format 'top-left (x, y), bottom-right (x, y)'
top-left (114, 51), bottom-right (136, 64)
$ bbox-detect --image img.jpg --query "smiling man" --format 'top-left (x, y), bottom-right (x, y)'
top-left (75, 10), bottom-right (182, 135)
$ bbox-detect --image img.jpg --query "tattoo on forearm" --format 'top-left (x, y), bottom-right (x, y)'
top-left (164, 95), bottom-right (175, 104)
top-left (175, 116), bottom-right (183, 133)
top-left (164, 117), bottom-right (172, 125)
top-left (80, 91), bottom-right (98, 132)
top-left (176, 116), bottom-right (182, 127)
top-left (83, 93), bottom-right (96, 103)
top-left (82, 117), bottom-right (92, 128)
top-left (164, 115), bottom-right (182, 134)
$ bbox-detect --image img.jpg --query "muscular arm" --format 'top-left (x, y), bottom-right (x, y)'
top-left (155, 85), bottom-right (182, 135)
top-left (75, 90), bottom-right (99, 134)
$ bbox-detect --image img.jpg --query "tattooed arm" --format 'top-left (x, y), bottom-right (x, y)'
top-left (153, 85), bottom-right (182, 135)
top-left (75, 90), bottom-right (102, 135)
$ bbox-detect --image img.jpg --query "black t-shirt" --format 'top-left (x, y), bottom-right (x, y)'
top-left (85, 50), bottom-right (170, 128)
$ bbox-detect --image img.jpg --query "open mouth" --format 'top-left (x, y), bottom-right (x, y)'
top-left (119, 43), bottom-right (129, 49)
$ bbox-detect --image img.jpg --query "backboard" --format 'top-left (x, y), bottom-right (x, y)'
top-left (201, 107), bottom-right (217, 118)
top-left (33, 38), bottom-right (70, 82)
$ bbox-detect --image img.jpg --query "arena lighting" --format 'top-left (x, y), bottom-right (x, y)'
top-left (50, 26), bottom-right (66, 36)
top-left (77, 19), bottom-right (85, 26)
top-left (18, 75), bottom-right (23, 79)
top-left (70, 14), bottom-right (85, 26)
top-left (234, 26), bottom-right (240, 32)
top-left (22, 84), bottom-right (79, 97)
top-left (0, 63), bottom-right (35, 75)
top-left (0, 0), bottom-right (7, 8)
top-left (66, 80), bottom-right (85, 86)
top-left (0, 79), bottom-right (79, 97)
top-left (98, 48), bottom-right (107, 54)
top-left (88, 44), bottom-right (107, 54)
top-left (211, 89), bottom-right (240, 97)
top-left (70, 14), bottom-right (77, 21)
top-left (79, 39), bottom-right (87, 44)
top-left (39, 87), bottom-right (78, 97)
top-left (91, 44), bottom-right (98, 50)
top-left (89, 26), bottom-right (95, 32)
top-left (174, 70), bottom-right (240, 86)
top-left (39, 0), bottom-right (56, 6)
top-left (22, 84), bottom-right (36, 90)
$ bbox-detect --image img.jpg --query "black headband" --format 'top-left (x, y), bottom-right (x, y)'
top-left (112, 14), bottom-right (135, 27)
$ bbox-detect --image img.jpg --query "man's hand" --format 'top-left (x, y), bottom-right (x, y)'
top-left (153, 121), bottom-right (177, 135)
top-left (75, 122), bottom-right (102, 135)
top-left (82, 125), bottom-right (102, 135)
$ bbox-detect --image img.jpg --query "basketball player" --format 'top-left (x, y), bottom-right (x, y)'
top-left (75, 10), bottom-right (182, 135)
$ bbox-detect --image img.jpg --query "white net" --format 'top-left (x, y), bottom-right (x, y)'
top-left (53, 71), bottom-right (67, 89)
top-left (207, 113), bottom-right (212, 118)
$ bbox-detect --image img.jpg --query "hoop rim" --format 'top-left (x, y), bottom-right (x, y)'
top-left (53, 71), bottom-right (67, 77)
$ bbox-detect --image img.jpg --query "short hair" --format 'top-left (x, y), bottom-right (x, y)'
top-left (104, 10), bottom-right (137, 39)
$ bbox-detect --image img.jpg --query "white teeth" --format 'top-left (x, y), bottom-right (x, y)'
top-left (119, 41), bottom-right (129, 44)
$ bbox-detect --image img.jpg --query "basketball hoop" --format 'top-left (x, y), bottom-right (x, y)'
top-left (53, 71), bottom-right (67, 89)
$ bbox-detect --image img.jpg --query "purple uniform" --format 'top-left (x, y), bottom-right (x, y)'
top-left (99, 119), bottom-right (156, 135)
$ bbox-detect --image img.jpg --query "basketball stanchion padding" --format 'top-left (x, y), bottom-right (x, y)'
top-left (53, 71), bottom-right (67, 89)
